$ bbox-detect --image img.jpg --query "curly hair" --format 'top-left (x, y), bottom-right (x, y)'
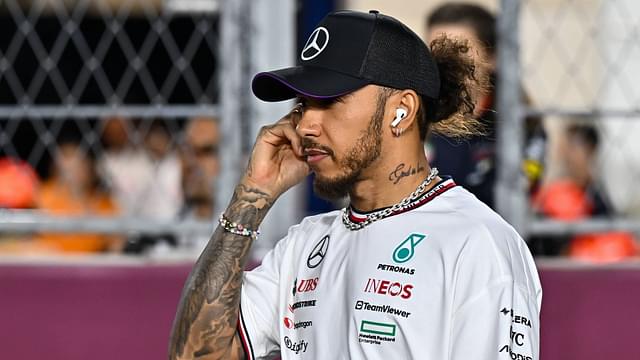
top-left (378, 35), bottom-right (489, 140)
top-left (418, 35), bottom-right (490, 139)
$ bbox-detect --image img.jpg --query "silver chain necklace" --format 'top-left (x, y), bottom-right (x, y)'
top-left (342, 167), bottom-right (439, 231)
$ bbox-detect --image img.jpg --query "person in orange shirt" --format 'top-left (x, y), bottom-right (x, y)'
top-left (38, 135), bottom-right (122, 253)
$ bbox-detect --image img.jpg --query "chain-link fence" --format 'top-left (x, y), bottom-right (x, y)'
top-left (497, 0), bottom-right (640, 253)
top-left (10, 0), bottom-right (637, 257)
top-left (0, 0), bottom-right (227, 254)
top-left (0, 0), bottom-right (299, 257)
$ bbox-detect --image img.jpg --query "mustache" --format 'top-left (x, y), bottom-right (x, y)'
top-left (301, 138), bottom-right (335, 157)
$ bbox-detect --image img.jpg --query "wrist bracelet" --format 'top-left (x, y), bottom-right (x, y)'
top-left (218, 213), bottom-right (260, 239)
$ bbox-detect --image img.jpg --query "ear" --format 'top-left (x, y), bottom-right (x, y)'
top-left (391, 89), bottom-right (420, 131)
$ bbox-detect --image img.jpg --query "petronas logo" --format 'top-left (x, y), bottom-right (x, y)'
top-left (392, 233), bottom-right (426, 264)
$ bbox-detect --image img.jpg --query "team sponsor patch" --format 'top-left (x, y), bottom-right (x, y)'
top-left (288, 300), bottom-right (317, 313)
top-left (500, 308), bottom-right (533, 328)
top-left (292, 277), bottom-right (319, 296)
top-left (284, 336), bottom-right (308, 354)
top-left (300, 27), bottom-right (329, 61)
top-left (377, 263), bottom-right (415, 275)
top-left (363, 278), bottom-right (413, 299)
top-left (307, 235), bottom-right (329, 268)
top-left (392, 233), bottom-right (426, 264)
top-left (283, 317), bottom-right (313, 330)
top-left (499, 344), bottom-right (532, 360)
top-left (354, 300), bottom-right (411, 318)
top-left (358, 320), bottom-right (397, 345)
top-left (498, 307), bottom-right (532, 359)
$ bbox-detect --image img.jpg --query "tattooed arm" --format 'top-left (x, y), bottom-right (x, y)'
top-left (169, 109), bottom-right (308, 360)
top-left (168, 182), bottom-right (273, 359)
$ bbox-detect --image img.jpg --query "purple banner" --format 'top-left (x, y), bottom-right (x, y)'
top-left (0, 260), bottom-right (638, 359)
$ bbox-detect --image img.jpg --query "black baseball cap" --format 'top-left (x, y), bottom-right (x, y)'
top-left (252, 10), bottom-right (440, 102)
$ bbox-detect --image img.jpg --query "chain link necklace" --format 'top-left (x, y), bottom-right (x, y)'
top-left (342, 167), bottom-right (439, 231)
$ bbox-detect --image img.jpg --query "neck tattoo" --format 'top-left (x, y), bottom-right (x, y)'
top-left (388, 162), bottom-right (426, 185)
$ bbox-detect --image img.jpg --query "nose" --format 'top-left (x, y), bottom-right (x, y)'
top-left (295, 109), bottom-right (322, 138)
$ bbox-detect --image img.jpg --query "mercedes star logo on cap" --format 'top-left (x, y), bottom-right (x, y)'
top-left (307, 235), bottom-right (330, 268)
top-left (301, 27), bottom-right (329, 61)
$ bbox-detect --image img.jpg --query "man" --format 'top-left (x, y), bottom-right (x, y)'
top-left (180, 117), bottom-right (220, 220)
top-left (169, 10), bottom-right (541, 360)
top-left (178, 117), bottom-right (220, 251)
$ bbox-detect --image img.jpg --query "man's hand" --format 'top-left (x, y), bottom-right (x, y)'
top-left (242, 106), bottom-right (309, 201)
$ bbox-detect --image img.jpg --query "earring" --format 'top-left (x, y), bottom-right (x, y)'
top-left (393, 127), bottom-right (404, 137)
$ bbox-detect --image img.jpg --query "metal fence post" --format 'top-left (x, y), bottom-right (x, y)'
top-left (496, 0), bottom-right (528, 235)
top-left (217, 0), bottom-right (251, 213)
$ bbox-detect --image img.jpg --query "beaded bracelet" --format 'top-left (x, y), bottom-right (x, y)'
top-left (218, 213), bottom-right (260, 239)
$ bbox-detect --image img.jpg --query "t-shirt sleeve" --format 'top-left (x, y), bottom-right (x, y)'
top-left (237, 237), bottom-right (289, 360)
top-left (449, 279), bottom-right (541, 360)
top-left (448, 221), bottom-right (542, 360)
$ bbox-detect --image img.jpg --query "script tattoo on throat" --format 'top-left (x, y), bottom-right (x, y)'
top-left (388, 163), bottom-right (426, 185)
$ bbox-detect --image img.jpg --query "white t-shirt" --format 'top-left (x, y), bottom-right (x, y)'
top-left (237, 179), bottom-right (542, 360)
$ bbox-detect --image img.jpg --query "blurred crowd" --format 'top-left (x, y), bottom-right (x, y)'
top-left (423, 3), bottom-right (637, 262)
top-left (0, 116), bottom-right (220, 255)
top-left (0, 2), bottom-right (637, 262)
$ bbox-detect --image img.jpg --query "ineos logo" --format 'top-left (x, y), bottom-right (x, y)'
top-left (363, 278), bottom-right (413, 299)
top-left (301, 27), bottom-right (329, 61)
top-left (307, 235), bottom-right (329, 268)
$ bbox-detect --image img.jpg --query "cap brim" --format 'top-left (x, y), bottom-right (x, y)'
top-left (251, 66), bottom-right (369, 102)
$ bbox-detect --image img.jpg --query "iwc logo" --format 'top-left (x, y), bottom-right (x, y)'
top-left (301, 27), bottom-right (329, 61)
top-left (307, 235), bottom-right (329, 268)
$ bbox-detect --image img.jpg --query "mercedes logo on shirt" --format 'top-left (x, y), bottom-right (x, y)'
top-left (301, 27), bottom-right (329, 61)
top-left (307, 235), bottom-right (330, 268)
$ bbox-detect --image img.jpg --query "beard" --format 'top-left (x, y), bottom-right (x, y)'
top-left (310, 94), bottom-right (387, 201)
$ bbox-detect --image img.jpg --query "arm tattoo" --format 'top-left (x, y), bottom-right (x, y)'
top-left (388, 163), bottom-right (426, 185)
top-left (169, 184), bottom-right (274, 360)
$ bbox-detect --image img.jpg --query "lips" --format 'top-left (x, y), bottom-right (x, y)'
top-left (304, 148), bottom-right (330, 164)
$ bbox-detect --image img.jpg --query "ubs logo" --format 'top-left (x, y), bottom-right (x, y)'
top-left (292, 277), bottom-right (319, 296)
top-left (307, 235), bottom-right (329, 268)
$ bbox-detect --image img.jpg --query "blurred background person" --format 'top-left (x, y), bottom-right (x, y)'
top-left (98, 116), bottom-right (144, 217)
top-left (556, 124), bottom-right (610, 217)
top-left (177, 116), bottom-right (219, 252)
top-left (425, 3), bottom-right (546, 208)
top-left (530, 123), bottom-right (637, 260)
top-left (140, 119), bottom-right (183, 219)
top-left (533, 124), bottom-right (610, 224)
top-left (37, 134), bottom-right (122, 253)
top-left (99, 116), bottom-right (183, 221)
top-left (122, 117), bottom-right (219, 255)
